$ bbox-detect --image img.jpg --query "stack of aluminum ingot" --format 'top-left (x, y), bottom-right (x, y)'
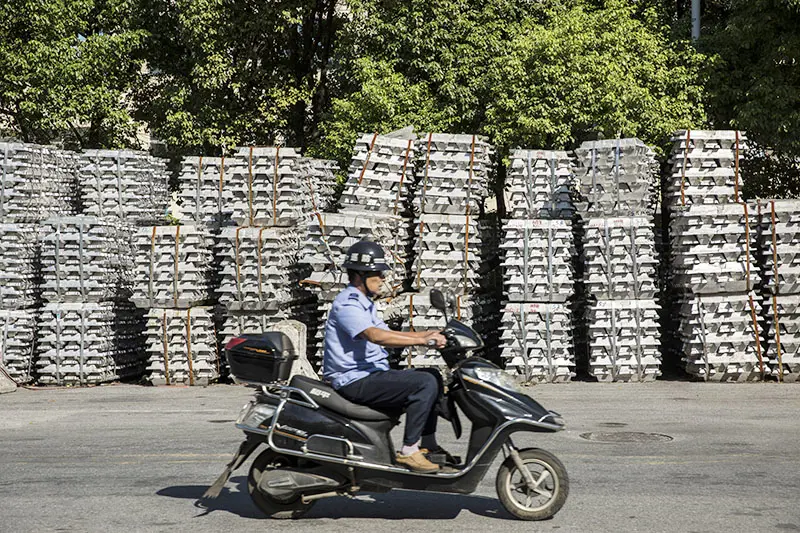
top-left (145, 307), bottom-right (219, 385)
top-left (756, 199), bottom-right (800, 382)
top-left (576, 139), bottom-right (662, 381)
top-left (177, 156), bottom-right (232, 227)
top-left (340, 134), bottom-right (415, 215)
top-left (301, 158), bottom-right (339, 213)
top-left (666, 130), bottom-right (747, 207)
top-left (505, 150), bottom-right (575, 219)
top-left (36, 216), bottom-right (146, 385)
top-left (224, 146), bottom-right (325, 226)
top-left (35, 302), bottom-right (146, 385)
top-left (78, 150), bottom-right (169, 225)
top-left (411, 134), bottom-right (492, 295)
top-left (132, 225), bottom-right (217, 384)
top-left (499, 149), bottom-right (576, 381)
top-left (0, 142), bottom-right (79, 222)
top-left (0, 310), bottom-right (37, 384)
top-left (668, 130), bottom-right (765, 380)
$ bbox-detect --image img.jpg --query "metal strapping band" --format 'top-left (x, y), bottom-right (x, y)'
top-left (609, 302), bottom-right (618, 382)
top-left (633, 301), bottom-right (644, 382)
top-left (630, 220), bottom-right (639, 300)
top-left (55, 223), bottom-right (62, 301)
top-left (235, 227), bottom-right (244, 303)
top-left (78, 308), bottom-right (86, 386)
top-left (357, 132), bottom-right (379, 186)
top-left (747, 293), bottom-right (765, 377)
top-left (415, 220), bottom-right (425, 287)
top-left (591, 144), bottom-right (598, 207)
top-left (196, 156), bottom-right (203, 223)
top-left (525, 151), bottom-right (535, 214)
top-left (696, 295), bottom-right (710, 381)
top-left (1, 143), bottom-right (7, 217)
top-left (95, 154), bottom-right (104, 218)
top-left (770, 201), bottom-right (784, 381)
top-left (162, 310), bottom-right (170, 385)
top-left (604, 221), bottom-right (612, 299)
top-left (547, 223), bottom-right (554, 302)
top-left (258, 227), bottom-right (267, 304)
top-left (520, 304), bottom-right (530, 383)
top-left (149, 226), bottom-right (157, 306)
top-left (1, 320), bottom-right (7, 367)
top-left (186, 308), bottom-right (195, 386)
top-left (734, 131), bottom-right (741, 203)
top-left (55, 309), bottom-right (62, 385)
top-left (680, 130), bottom-right (691, 206)
top-left (173, 226), bottom-right (181, 308)
top-left (116, 154), bottom-right (124, 218)
top-left (522, 224), bottom-right (530, 302)
top-left (248, 146), bottom-right (254, 226)
top-left (78, 222), bottom-right (85, 300)
top-left (273, 146), bottom-right (280, 226)
top-left (218, 155), bottom-right (225, 216)
top-left (394, 139), bottom-right (412, 216)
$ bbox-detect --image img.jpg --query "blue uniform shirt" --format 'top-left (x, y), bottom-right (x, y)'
top-left (323, 285), bottom-right (390, 389)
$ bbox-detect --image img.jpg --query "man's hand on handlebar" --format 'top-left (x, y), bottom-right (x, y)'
top-left (423, 331), bottom-right (447, 349)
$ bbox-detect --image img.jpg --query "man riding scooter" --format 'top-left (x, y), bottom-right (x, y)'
top-left (323, 240), bottom-right (451, 473)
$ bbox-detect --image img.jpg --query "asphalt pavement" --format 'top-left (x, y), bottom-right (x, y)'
top-left (1, 381), bottom-right (799, 532)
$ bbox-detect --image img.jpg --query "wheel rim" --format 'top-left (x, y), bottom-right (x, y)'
top-left (503, 458), bottom-right (559, 513)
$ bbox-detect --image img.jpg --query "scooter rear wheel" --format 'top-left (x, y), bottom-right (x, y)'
top-left (248, 450), bottom-right (315, 519)
top-left (496, 448), bottom-right (568, 520)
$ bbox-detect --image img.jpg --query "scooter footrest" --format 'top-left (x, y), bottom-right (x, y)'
top-left (427, 453), bottom-right (462, 466)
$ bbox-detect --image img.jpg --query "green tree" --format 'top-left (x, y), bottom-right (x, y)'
top-left (136, 0), bottom-right (339, 155)
top-left (485, 1), bottom-right (708, 155)
top-left (705, 0), bottom-right (800, 197)
top-left (0, 0), bottom-right (146, 148)
top-left (314, 0), bottom-right (708, 167)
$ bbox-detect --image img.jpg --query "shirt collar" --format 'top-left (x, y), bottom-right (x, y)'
top-left (346, 284), bottom-right (373, 309)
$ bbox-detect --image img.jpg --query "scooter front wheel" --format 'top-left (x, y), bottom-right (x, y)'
top-left (248, 449), bottom-right (315, 519)
top-left (496, 448), bottom-right (568, 520)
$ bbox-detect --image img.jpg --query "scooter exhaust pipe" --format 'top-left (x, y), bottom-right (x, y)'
top-left (301, 490), bottom-right (343, 503)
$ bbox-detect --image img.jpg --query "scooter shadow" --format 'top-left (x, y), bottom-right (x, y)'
top-left (158, 476), bottom-right (515, 520)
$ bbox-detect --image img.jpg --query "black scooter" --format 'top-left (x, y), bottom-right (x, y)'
top-left (204, 289), bottom-right (568, 520)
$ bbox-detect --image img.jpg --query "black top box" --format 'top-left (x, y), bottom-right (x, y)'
top-left (225, 332), bottom-right (298, 384)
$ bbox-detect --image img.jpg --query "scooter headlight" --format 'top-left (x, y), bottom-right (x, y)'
top-left (237, 402), bottom-right (276, 428)
top-left (473, 368), bottom-right (524, 394)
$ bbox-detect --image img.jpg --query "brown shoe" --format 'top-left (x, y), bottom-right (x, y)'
top-left (395, 450), bottom-right (440, 473)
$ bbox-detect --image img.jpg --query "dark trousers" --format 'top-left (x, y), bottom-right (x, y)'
top-left (337, 369), bottom-right (441, 447)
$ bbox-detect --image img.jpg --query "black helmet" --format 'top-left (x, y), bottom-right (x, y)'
top-left (341, 240), bottom-right (391, 272)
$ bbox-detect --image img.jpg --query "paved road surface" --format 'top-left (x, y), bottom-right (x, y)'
top-left (2, 382), bottom-right (799, 532)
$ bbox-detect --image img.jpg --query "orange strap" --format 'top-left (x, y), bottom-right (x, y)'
top-left (218, 155), bottom-right (225, 198)
top-left (185, 308), bottom-right (195, 386)
top-left (680, 129), bottom-right (690, 206)
top-left (734, 131), bottom-right (741, 203)
top-left (415, 220), bottom-right (426, 286)
top-left (272, 146), bottom-right (280, 226)
top-left (742, 203), bottom-right (753, 292)
top-left (248, 146), bottom-right (254, 226)
top-left (747, 294), bottom-right (765, 377)
top-left (162, 310), bottom-right (170, 386)
top-left (357, 132), bottom-right (379, 185)
top-left (456, 296), bottom-right (462, 321)
top-left (420, 133), bottom-right (433, 213)
top-left (463, 135), bottom-right (475, 290)
top-left (771, 200), bottom-right (784, 381)
top-left (173, 226), bottom-right (181, 308)
top-left (394, 139), bottom-right (412, 216)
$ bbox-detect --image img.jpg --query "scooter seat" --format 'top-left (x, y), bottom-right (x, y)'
top-left (289, 376), bottom-right (400, 422)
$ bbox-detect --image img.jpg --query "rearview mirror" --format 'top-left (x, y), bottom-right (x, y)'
top-left (430, 289), bottom-right (448, 312)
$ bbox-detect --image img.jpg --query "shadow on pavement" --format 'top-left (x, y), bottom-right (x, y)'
top-left (158, 476), bottom-right (515, 521)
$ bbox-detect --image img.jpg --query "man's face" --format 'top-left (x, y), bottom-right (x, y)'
top-left (365, 271), bottom-right (386, 296)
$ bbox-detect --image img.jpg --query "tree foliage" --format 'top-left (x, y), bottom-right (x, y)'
top-left (705, 0), bottom-right (800, 197)
top-left (136, 0), bottom-right (338, 155)
top-left (0, 0), bottom-right (146, 148)
top-left (314, 0), bottom-right (708, 166)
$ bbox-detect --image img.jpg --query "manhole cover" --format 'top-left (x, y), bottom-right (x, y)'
top-left (580, 431), bottom-right (673, 443)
